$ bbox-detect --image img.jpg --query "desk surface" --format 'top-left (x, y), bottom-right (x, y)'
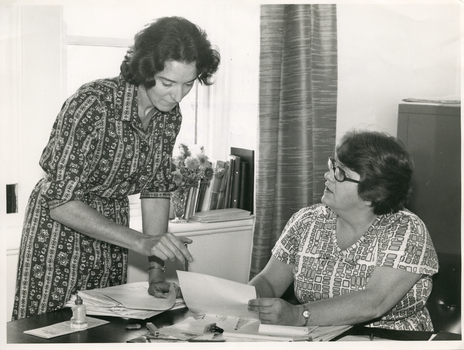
top-left (7, 307), bottom-right (190, 343)
top-left (7, 308), bottom-right (460, 343)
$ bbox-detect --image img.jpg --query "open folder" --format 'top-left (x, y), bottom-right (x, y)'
top-left (65, 282), bottom-right (184, 319)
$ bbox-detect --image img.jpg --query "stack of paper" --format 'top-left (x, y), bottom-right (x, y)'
top-left (402, 97), bottom-right (461, 105)
top-left (65, 282), bottom-right (185, 319)
top-left (188, 208), bottom-right (252, 222)
top-left (259, 324), bottom-right (352, 342)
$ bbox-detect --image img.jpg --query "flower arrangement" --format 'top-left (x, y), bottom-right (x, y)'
top-left (170, 144), bottom-right (214, 222)
top-left (171, 144), bottom-right (214, 191)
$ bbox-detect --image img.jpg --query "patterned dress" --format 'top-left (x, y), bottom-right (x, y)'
top-left (272, 203), bottom-right (439, 331)
top-left (12, 76), bottom-right (181, 320)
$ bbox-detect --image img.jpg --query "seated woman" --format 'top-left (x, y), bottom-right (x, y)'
top-left (248, 129), bottom-right (438, 331)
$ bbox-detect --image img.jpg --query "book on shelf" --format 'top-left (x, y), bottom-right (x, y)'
top-left (179, 149), bottom-right (254, 218)
top-left (215, 161), bottom-right (229, 210)
top-left (230, 147), bottom-right (255, 213)
top-left (184, 185), bottom-right (199, 220)
top-left (239, 161), bottom-right (249, 210)
top-left (207, 160), bottom-right (226, 211)
top-left (195, 179), bottom-right (210, 212)
top-left (200, 181), bottom-right (213, 212)
top-left (229, 155), bottom-right (241, 208)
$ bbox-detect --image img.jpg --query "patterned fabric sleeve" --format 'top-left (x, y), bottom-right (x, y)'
top-left (375, 211), bottom-right (438, 276)
top-left (140, 150), bottom-right (175, 199)
top-left (39, 92), bottom-right (103, 209)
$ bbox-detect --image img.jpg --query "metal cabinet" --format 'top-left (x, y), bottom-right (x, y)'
top-left (397, 102), bottom-right (461, 254)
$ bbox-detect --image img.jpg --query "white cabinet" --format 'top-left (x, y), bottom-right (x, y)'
top-left (128, 218), bottom-right (255, 284)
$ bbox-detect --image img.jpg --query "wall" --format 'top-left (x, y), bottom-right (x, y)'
top-left (2, 5), bottom-right (64, 324)
top-left (336, 1), bottom-right (461, 141)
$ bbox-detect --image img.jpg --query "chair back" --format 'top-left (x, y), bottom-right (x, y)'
top-left (426, 251), bottom-right (461, 334)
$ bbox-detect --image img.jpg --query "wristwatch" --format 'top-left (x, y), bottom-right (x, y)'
top-left (302, 304), bottom-right (311, 326)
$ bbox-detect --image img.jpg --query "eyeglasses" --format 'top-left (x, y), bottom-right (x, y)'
top-left (327, 157), bottom-right (360, 184)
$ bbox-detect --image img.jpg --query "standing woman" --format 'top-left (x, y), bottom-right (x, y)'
top-left (12, 16), bottom-right (220, 320)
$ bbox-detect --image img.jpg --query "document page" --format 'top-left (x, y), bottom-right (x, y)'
top-left (177, 271), bottom-right (258, 320)
top-left (78, 281), bottom-right (176, 310)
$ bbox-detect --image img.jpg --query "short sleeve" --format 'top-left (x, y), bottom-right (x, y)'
top-left (376, 211), bottom-right (438, 276)
top-left (39, 92), bottom-right (102, 209)
top-left (272, 207), bottom-right (311, 265)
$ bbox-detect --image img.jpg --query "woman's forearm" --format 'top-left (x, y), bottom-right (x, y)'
top-left (141, 197), bottom-right (171, 277)
top-left (298, 267), bottom-right (422, 326)
top-left (50, 199), bottom-right (192, 264)
top-left (50, 200), bottom-right (147, 253)
top-left (300, 289), bottom-right (383, 326)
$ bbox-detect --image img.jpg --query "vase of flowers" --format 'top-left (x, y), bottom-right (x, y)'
top-left (171, 144), bottom-right (214, 223)
top-left (171, 188), bottom-right (190, 223)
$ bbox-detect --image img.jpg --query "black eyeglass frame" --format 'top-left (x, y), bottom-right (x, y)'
top-left (327, 157), bottom-right (360, 184)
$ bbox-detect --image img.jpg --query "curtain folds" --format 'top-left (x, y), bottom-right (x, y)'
top-left (251, 4), bottom-right (338, 278)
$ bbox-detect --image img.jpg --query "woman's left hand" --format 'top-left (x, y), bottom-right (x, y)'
top-left (148, 281), bottom-right (182, 299)
top-left (248, 298), bottom-right (300, 325)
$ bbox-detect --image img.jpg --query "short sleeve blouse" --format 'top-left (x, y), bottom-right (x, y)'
top-left (272, 204), bottom-right (439, 331)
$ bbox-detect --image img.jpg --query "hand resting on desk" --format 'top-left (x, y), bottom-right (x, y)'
top-left (148, 281), bottom-right (182, 299)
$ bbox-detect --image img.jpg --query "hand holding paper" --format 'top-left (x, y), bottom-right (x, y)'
top-left (177, 270), bottom-right (258, 320)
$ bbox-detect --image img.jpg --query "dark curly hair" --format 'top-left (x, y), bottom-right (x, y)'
top-left (336, 130), bottom-right (414, 215)
top-left (120, 16), bottom-right (220, 88)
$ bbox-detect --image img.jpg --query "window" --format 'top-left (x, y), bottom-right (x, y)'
top-left (63, 4), bottom-right (259, 163)
top-left (66, 40), bottom-right (198, 149)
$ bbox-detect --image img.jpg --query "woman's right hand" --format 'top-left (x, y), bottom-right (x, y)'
top-left (140, 232), bottom-right (193, 265)
top-left (148, 281), bottom-right (182, 299)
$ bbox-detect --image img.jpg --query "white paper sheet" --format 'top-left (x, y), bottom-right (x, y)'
top-left (177, 270), bottom-right (258, 320)
top-left (24, 317), bottom-right (109, 339)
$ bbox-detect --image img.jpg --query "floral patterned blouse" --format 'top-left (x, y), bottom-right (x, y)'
top-left (12, 76), bottom-right (182, 320)
top-left (272, 203), bottom-right (439, 331)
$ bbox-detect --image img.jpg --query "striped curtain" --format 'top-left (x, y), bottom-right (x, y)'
top-left (250, 4), bottom-right (338, 278)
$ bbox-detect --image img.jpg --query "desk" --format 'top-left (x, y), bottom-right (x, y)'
top-left (7, 308), bottom-right (460, 343)
top-left (7, 307), bottom-right (190, 343)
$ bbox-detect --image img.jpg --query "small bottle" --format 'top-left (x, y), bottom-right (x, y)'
top-left (70, 293), bottom-right (88, 330)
